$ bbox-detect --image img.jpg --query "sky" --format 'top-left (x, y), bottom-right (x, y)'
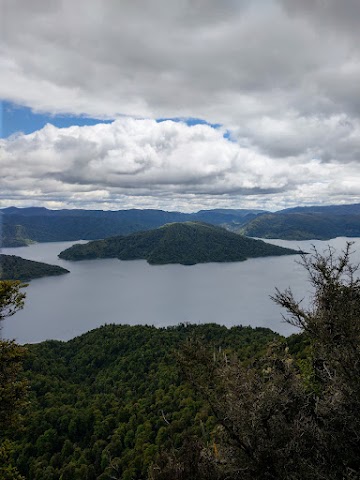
top-left (1, 0), bottom-right (360, 212)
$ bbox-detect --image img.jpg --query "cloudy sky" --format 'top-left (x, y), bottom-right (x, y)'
top-left (1, 0), bottom-right (360, 212)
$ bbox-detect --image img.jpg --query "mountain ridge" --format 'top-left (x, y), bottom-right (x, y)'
top-left (2, 203), bottom-right (360, 244)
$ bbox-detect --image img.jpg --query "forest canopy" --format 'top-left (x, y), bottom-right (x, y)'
top-left (1, 245), bottom-right (360, 479)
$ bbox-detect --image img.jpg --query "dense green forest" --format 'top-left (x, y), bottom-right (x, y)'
top-left (58, 222), bottom-right (298, 265)
top-left (2, 245), bottom-right (360, 479)
top-left (13, 323), bottom-right (278, 480)
top-left (0, 255), bottom-right (69, 281)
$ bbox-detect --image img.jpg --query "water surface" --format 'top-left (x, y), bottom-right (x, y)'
top-left (2, 237), bottom-right (359, 343)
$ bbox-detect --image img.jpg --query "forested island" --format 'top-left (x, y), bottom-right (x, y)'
top-left (0, 254), bottom-right (69, 281)
top-left (58, 222), bottom-right (298, 265)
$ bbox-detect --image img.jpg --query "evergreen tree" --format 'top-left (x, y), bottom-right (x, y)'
top-left (0, 281), bottom-right (28, 480)
top-left (153, 244), bottom-right (360, 479)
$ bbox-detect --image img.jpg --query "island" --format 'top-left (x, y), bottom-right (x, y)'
top-left (0, 254), bottom-right (70, 281)
top-left (58, 221), bottom-right (299, 265)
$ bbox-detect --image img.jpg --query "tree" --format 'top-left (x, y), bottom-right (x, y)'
top-left (0, 280), bottom-right (28, 480)
top-left (0, 280), bottom-right (27, 325)
top-left (152, 244), bottom-right (360, 479)
top-left (272, 243), bottom-right (360, 478)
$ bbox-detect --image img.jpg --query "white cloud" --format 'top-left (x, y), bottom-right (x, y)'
top-left (1, 119), bottom-right (359, 211)
top-left (2, 0), bottom-right (360, 209)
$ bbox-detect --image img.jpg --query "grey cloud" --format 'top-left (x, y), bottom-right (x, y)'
top-left (2, 0), bottom-right (360, 209)
top-left (280, 0), bottom-right (360, 39)
top-left (2, 0), bottom-right (359, 118)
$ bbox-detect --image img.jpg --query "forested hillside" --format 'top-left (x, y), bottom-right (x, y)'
top-left (59, 222), bottom-right (298, 265)
top-left (279, 203), bottom-right (360, 215)
top-left (1, 224), bottom-right (33, 247)
top-left (239, 212), bottom-right (360, 240)
top-left (0, 255), bottom-right (69, 281)
top-left (13, 323), bottom-right (278, 480)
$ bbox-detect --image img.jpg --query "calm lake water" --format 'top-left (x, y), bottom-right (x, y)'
top-left (2, 237), bottom-right (360, 343)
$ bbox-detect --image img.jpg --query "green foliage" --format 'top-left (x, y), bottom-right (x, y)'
top-left (153, 244), bottom-right (360, 479)
top-left (0, 340), bottom-right (28, 429)
top-left (0, 280), bottom-right (28, 480)
top-left (59, 222), bottom-right (298, 264)
top-left (0, 341), bottom-right (28, 480)
top-left (0, 255), bottom-right (69, 281)
top-left (0, 440), bottom-right (25, 480)
top-left (0, 280), bottom-right (27, 322)
top-left (13, 323), bottom-right (278, 479)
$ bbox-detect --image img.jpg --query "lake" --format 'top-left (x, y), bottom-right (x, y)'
top-left (2, 237), bottom-right (360, 343)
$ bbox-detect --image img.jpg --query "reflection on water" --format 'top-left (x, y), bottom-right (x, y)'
top-left (2, 237), bottom-right (360, 343)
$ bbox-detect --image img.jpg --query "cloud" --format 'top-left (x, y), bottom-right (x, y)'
top-left (2, 0), bottom-right (360, 209)
top-left (2, 0), bottom-right (360, 121)
top-left (1, 118), bottom-right (359, 211)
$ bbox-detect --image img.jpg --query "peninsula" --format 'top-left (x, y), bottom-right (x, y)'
top-left (0, 254), bottom-right (70, 281)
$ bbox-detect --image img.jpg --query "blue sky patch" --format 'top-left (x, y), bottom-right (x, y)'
top-left (1, 101), bottom-right (230, 140)
top-left (0, 101), bottom-right (113, 138)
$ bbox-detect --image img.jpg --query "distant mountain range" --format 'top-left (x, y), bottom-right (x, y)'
top-left (240, 210), bottom-right (360, 240)
top-left (0, 254), bottom-right (69, 281)
top-left (0, 207), bottom-right (265, 247)
top-left (1, 203), bottom-right (360, 244)
top-left (58, 222), bottom-right (298, 265)
top-left (279, 204), bottom-right (360, 215)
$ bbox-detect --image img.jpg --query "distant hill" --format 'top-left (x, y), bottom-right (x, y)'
top-left (0, 254), bottom-right (69, 281)
top-left (239, 212), bottom-right (360, 240)
top-left (59, 222), bottom-right (299, 265)
top-left (3, 203), bottom-right (360, 244)
top-left (0, 224), bottom-right (33, 247)
top-left (279, 203), bottom-right (360, 215)
top-left (0, 209), bottom-right (187, 244)
top-left (0, 207), bottom-right (266, 246)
